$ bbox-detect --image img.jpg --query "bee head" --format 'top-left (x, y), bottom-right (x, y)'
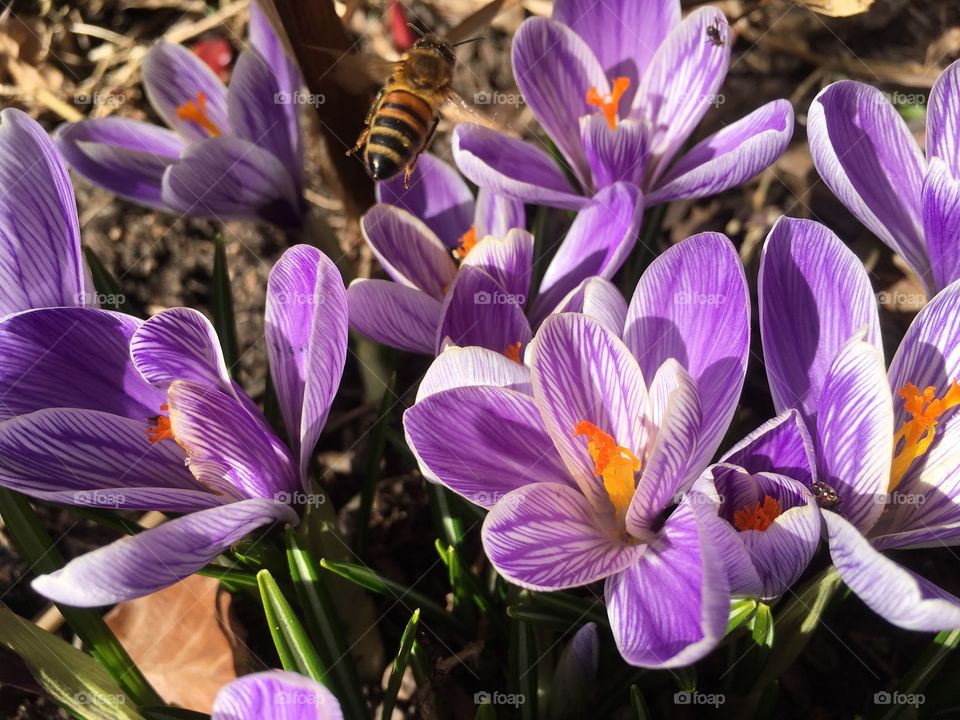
top-left (413, 34), bottom-right (456, 64)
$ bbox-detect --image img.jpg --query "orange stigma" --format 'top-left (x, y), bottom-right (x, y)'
top-left (147, 404), bottom-right (174, 444)
top-left (176, 91), bottom-right (221, 137)
top-left (890, 380), bottom-right (960, 492)
top-left (453, 226), bottom-right (478, 259)
top-left (733, 496), bottom-right (781, 532)
top-left (574, 420), bottom-right (640, 517)
top-left (503, 341), bottom-right (523, 364)
top-left (586, 77), bottom-right (631, 131)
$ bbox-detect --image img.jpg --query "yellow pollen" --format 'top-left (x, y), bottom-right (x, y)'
top-left (586, 76), bottom-right (631, 131)
top-left (574, 420), bottom-right (640, 517)
top-left (733, 496), bottom-right (781, 532)
top-left (503, 341), bottom-right (523, 364)
top-left (147, 403), bottom-right (174, 444)
top-left (889, 379), bottom-right (960, 492)
top-left (176, 91), bottom-right (221, 137)
top-left (453, 226), bottom-right (478, 260)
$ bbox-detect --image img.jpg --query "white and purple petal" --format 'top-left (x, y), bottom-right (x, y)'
top-left (462, 228), bottom-right (534, 302)
top-left (922, 158), bottom-right (960, 293)
top-left (212, 670), bottom-right (343, 720)
top-left (416, 346), bottom-right (531, 402)
top-left (551, 277), bottom-right (627, 337)
top-left (346, 280), bottom-right (440, 354)
top-left (721, 409), bottom-right (817, 487)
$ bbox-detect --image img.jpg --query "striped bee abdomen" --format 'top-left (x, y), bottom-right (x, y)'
top-left (365, 90), bottom-right (435, 180)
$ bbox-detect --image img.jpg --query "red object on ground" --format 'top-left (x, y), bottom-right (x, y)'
top-left (389, 0), bottom-right (417, 52)
top-left (191, 37), bottom-right (234, 79)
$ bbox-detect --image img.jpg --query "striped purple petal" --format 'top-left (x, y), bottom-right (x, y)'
top-left (580, 116), bottom-right (647, 190)
top-left (721, 409), bottom-right (817, 487)
top-left (346, 279), bottom-right (440, 354)
top-left (551, 277), bottom-right (627, 337)
top-left (462, 228), bottom-right (534, 302)
top-left (922, 158), bottom-right (960, 292)
top-left (475, 187), bottom-right (525, 240)
top-left (927, 60), bottom-right (960, 174)
top-left (213, 670), bottom-right (343, 720)
top-left (416, 346), bottom-right (532, 401)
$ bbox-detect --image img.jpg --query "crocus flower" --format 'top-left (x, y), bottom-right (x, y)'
top-left (348, 154), bottom-right (642, 356)
top-left (212, 671), bottom-right (342, 719)
top-left (55, 1), bottom-right (305, 229)
top-left (453, 0), bottom-right (794, 210)
top-left (0, 244), bottom-right (347, 606)
top-left (808, 59), bottom-right (960, 295)
top-left (404, 232), bottom-right (750, 666)
top-left (759, 216), bottom-right (960, 629)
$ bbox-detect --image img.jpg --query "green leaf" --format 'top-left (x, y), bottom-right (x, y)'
top-left (0, 605), bottom-right (143, 720)
top-left (510, 618), bottom-right (537, 720)
top-left (630, 685), bottom-right (651, 720)
top-left (725, 598), bottom-right (758, 635)
top-left (355, 371), bottom-right (396, 557)
top-left (506, 604), bottom-right (579, 630)
top-left (210, 232), bottom-right (239, 375)
top-left (474, 702), bottom-right (496, 720)
top-left (427, 483), bottom-right (465, 549)
top-left (381, 609), bottom-right (420, 720)
top-left (527, 591), bottom-right (609, 628)
top-left (82, 246), bottom-right (137, 316)
top-left (285, 529), bottom-right (366, 720)
top-left (749, 603), bottom-right (775, 648)
top-left (319, 559), bottom-right (461, 633)
top-left (195, 564), bottom-right (259, 588)
top-left (871, 629), bottom-right (960, 720)
top-left (0, 488), bottom-right (160, 706)
top-left (257, 569), bottom-right (328, 685)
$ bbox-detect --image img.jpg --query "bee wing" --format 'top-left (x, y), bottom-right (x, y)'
top-left (445, 0), bottom-right (524, 45)
top-left (302, 46), bottom-right (400, 94)
top-left (441, 92), bottom-right (516, 135)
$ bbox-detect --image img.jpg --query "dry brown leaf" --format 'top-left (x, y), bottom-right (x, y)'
top-left (797, 0), bottom-right (875, 17)
top-left (105, 575), bottom-right (248, 713)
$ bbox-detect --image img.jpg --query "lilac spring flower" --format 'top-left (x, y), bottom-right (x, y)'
top-left (808, 59), bottom-right (960, 294)
top-left (453, 0), bottom-right (794, 210)
top-left (212, 671), bottom-right (342, 720)
top-left (760, 216), bottom-right (960, 629)
top-left (348, 154), bottom-right (643, 357)
top-left (404, 232), bottom-right (750, 666)
top-left (55, 1), bottom-right (305, 229)
top-left (0, 244), bottom-right (347, 606)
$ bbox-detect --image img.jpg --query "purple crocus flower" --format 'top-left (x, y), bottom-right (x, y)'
top-left (212, 671), bottom-right (342, 720)
top-left (453, 0), bottom-right (794, 210)
top-left (808, 59), bottom-right (960, 294)
top-left (760, 216), bottom-right (960, 629)
top-left (0, 244), bottom-right (347, 606)
top-left (348, 154), bottom-right (643, 357)
top-left (55, 1), bottom-right (305, 229)
top-left (404, 232), bottom-right (750, 666)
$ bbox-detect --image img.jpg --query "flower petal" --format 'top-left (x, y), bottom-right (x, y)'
top-left (475, 187), bottom-right (525, 240)
top-left (758, 217), bottom-right (881, 428)
top-left (403, 386), bottom-right (571, 505)
top-left (532, 182), bottom-right (643, 323)
top-left (624, 231), bottom-right (749, 468)
top-left (647, 100), bottom-right (793, 204)
top-left (0, 408), bottom-right (215, 511)
top-left (0, 109), bottom-right (86, 314)
top-left (417, 346), bottom-right (532, 401)
top-left (32, 498), bottom-right (298, 606)
top-left (808, 81), bottom-right (929, 286)
top-left (167, 379), bottom-right (299, 500)
top-left (0, 308), bottom-right (161, 420)
top-left (551, 277), bottom-right (627, 337)
top-left (581, 116), bottom-right (647, 190)
top-left (376, 153), bottom-right (474, 247)
top-left (54, 118), bottom-right (186, 209)
top-left (529, 313), bottom-right (648, 513)
top-left (922, 158), bottom-right (960, 293)
top-left (162, 136), bottom-right (301, 228)
top-left (266, 246), bottom-right (348, 479)
top-left (605, 498), bottom-right (729, 668)
top-left (360, 204), bottom-right (457, 299)
top-left (453, 124), bottom-right (588, 210)
top-left (636, 7), bottom-right (731, 182)
top-left (721, 409), bottom-right (817, 487)
top-left (212, 670), bottom-right (343, 720)
top-left (346, 279), bottom-right (440, 354)
top-left (512, 17), bottom-right (607, 188)
top-left (926, 59), bottom-right (960, 174)
top-left (482, 482), bottom-right (646, 589)
top-left (142, 39), bottom-right (229, 141)
top-left (462, 228), bottom-right (534, 301)
top-left (436, 266), bottom-right (532, 354)
top-left (824, 511), bottom-right (960, 631)
top-left (553, 0), bottom-right (680, 100)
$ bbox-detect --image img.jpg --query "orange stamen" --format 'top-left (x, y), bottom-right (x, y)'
top-left (733, 496), bottom-right (781, 532)
top-left (453, 226), bottom-right (478, 260)
top-left (503, 341), bottom-right (523, 364)
top-left (889, 379), bottom-right (960, 492)
top-left (146, 403), bottom-right (174, 444)
top-left (585, 76), bottom-right (631, 131)
top-left (574, 420), bottom-right (640, 517)
top-left (176, 91), bottom-right (221, 137)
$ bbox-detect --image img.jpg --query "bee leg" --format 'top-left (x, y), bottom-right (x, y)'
top-left (346, 87), bottom-right (385, 157)
top-left (403, 118), bottom-right (440, 189)
top-left (346, 128), bottom-right (369, 157)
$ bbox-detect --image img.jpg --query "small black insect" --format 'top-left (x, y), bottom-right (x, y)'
top-left (811, 481), bottom-right (840, 510)
top-left (706, 23), bottom-right (725, 47)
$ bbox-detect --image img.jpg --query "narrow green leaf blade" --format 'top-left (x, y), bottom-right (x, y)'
top-left (82, 246), bottom-right (137, 316)
top-left (381, 609), bottom-right (420, 720)
top-left (355, 371), bottom-right (396, 557)
top-left (257, 569), bottom-right (328, 685)
top-left (210, 232), bottom-right (239, 375)
top-left (725, 598), bottom-right (758, 636)
top-left (749, 603), bottom-right (775, 648)
top-left (630, 685), bottom-right (651, 720)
